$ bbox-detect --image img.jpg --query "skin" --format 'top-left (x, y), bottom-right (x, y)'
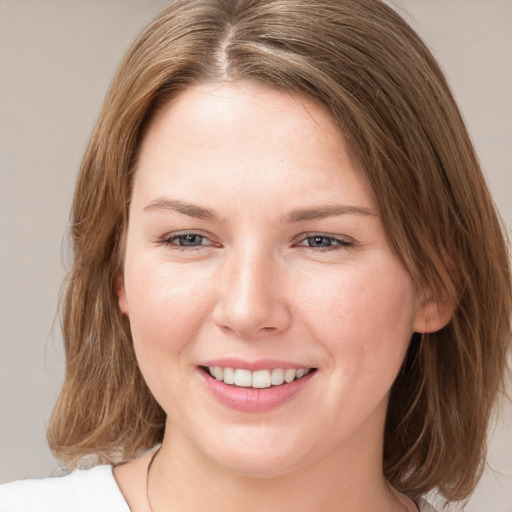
top-left (114, 82), bottom-right (452, 512)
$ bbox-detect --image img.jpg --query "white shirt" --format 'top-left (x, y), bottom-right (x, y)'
top-left (0, 465), bottom-right (438, 512)
top-left (0, 465), bottom-right (129, 512)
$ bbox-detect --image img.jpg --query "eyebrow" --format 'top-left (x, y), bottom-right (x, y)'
top-left (284, 204), bottom-right (377, 222)
top-left (143, 198), bottom-right (377, 222)
top-left (143, 198), bottom-right (217, 220)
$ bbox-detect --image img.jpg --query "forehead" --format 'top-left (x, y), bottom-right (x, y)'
top-left (141, 81), bottom-right (346, 154)
top-left (133, 81), bottom-right (376, 213)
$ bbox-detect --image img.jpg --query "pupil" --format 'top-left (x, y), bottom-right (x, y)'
top-left (311, 236), bottom-right (330, 247)
top-left (181, 234), bottom-right (201, 246)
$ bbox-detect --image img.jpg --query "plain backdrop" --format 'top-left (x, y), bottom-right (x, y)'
top-left (0, 1), bottom-right (510, 510)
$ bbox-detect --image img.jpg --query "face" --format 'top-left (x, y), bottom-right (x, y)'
top-left (119, 82), bottom-right (431, 477)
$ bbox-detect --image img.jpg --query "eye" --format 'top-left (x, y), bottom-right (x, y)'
top-left (298, 234), bottom-right (354, 250)
top-left (304, 236), bottom-right (337, 248)
top-left (172, 233), bottom-right (208, 246)
top-left (162, 232), bottom-right (214, 249)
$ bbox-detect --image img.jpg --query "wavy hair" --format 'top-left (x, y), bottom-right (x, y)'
top-left (47, 0), bottom-right (511, 502)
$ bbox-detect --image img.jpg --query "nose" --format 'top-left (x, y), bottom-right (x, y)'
top-left (212, 246), bottom-right (292, 338)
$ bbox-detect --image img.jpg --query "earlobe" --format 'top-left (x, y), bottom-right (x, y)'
top-left (115, 273), bottom-right (129, 316)
top-left (413, 287), bottom-right (454, 333)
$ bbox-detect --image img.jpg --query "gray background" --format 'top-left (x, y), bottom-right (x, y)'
top-left (0, 1), bottom-right (510, 510)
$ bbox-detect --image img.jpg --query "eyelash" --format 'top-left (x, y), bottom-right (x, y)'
top-left (160, 231), bottom-right (355, 252)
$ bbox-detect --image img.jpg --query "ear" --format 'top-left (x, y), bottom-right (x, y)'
top-left (413, 285), bottom-right (454, 333)
top-left (115, 272), bottom-right (129, 316)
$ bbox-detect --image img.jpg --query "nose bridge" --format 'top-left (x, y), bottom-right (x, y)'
top-left (214, 242), bottom-right (290, 337)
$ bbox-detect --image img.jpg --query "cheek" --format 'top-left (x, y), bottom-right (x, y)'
top-left (299, 260), bottom-right (417, 371)
top-left (123, 256), bottom-right (219, 413)
top-left (123, 255), bottom-right (214, 362)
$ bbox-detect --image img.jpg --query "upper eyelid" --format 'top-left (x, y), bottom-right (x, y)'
top-left (163, 229), bottom-right (214, 240)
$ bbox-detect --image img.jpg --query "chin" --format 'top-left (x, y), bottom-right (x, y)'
top-left (207, 450), bottom-right (305, 479)
top-left (194, 425), bottom-right (317, 479)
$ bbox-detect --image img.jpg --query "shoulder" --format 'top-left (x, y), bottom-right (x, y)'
top-left (0, 465), bottom-right (130, 512)
top-left (418, 498), bottom-right (440, 512)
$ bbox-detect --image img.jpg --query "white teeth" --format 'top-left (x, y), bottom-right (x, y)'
top-left (284, 369), bottom-right (296, 383)
top-left (206, 366), bottom-right (312, 388)
top-left (271, 368), bottom-right (284, 385)
top-left (223, 367), bottom-right (235, 385)
top-left (252, 370), bottom-right (272, 389)
top-left (233, 369), bottom-right (252, 387)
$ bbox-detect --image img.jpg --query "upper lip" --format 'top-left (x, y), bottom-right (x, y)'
top-left (199, 358), bottom-right (314, 371)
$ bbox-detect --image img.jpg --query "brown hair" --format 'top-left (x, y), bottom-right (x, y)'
top-left (48, 0), bottom-right (511, 503)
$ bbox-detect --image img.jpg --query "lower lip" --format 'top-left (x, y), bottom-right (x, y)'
top-left (199, 369), bottom-right (315, 413)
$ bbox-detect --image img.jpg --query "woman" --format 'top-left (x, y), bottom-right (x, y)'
top-left (1, 1), bottom-right (510, 511)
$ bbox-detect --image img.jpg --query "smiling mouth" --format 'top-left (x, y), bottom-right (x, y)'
top-left (201, 366), bottom-right (316, 389)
